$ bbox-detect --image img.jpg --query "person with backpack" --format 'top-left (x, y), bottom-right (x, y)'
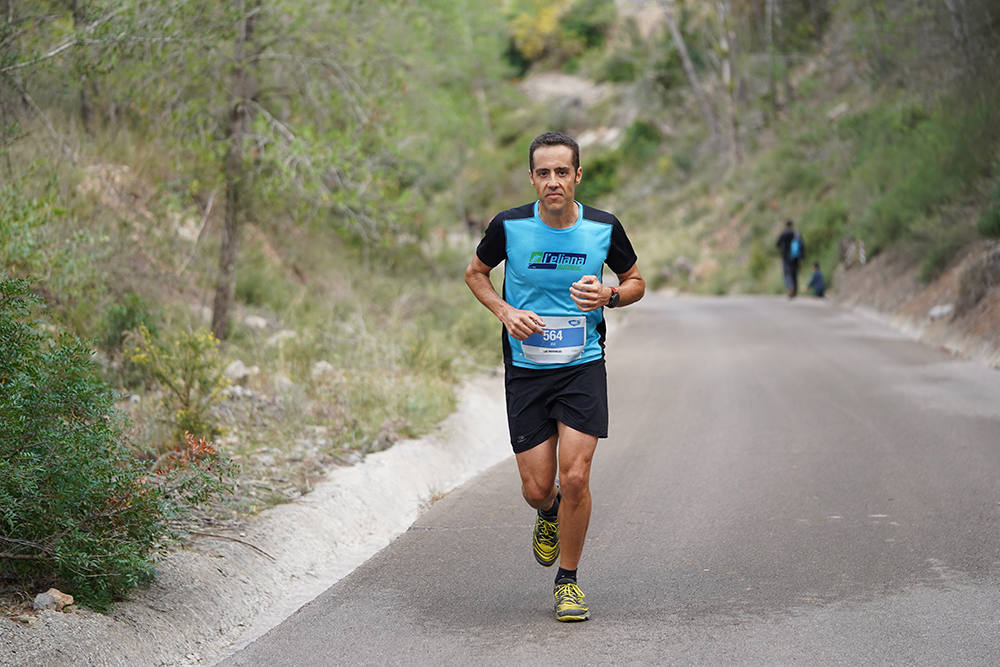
top-left (776, 219), bottom-right (804, 298)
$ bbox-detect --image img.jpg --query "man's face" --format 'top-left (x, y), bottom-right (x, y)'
top-left (529, 145), bottom-right (582, 213)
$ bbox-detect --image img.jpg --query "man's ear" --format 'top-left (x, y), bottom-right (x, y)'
top-left (575, 167), bottom-right (582, 184)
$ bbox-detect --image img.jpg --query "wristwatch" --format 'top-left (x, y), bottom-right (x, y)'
top-left (607, 286), bottom-right (620, 308)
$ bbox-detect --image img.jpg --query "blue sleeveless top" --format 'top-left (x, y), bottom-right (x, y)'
top-left (476, 201), bottom-right (637, 369)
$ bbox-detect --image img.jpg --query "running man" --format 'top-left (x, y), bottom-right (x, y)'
top-left (464, 131), bottom-right (645, 621)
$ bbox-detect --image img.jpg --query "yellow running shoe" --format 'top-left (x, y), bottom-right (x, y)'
top-left (532, 512), bottom-right (559, 566)
top-left (554, 580), bottom-right (589, 622)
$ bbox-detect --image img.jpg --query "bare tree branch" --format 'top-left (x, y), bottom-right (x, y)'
top-left (186, 530), bottom-right (276, 561)
top-left (0, 552), bottom-right (48, 561)
top-left (659, 0), bottom-right (719, 145)
top-left (5, 80), bottom-right (77, 162)
top-left (176, 188), bottom-right (217, 277)
top-left (0, 7), bottom-right (126, 74)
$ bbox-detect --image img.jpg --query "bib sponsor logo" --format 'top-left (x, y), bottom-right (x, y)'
top-left (528, 251), bottom-right (587, 270)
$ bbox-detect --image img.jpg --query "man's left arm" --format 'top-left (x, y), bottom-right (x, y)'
top-left (611, 263), bottom-right (645, 308)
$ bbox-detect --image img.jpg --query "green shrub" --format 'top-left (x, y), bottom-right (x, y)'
top-left (236, 246), bottom-right (292, 311)
top-left (0, 184), bottom-right (53, 274)
top-left (502, 38), bottom-right (531, 78)
top-left (671, 147), bottom-right (694, 176)
top-left (779, 161), bottom-right (823, 195)
top-left (0, 277), bottom-right (234, 611)
top-left (100, 292), bottom-right (158, 354)
top-left (800, 198), bottom-right (849, 262)
top-left (621, 120), bottom-right (663, 164)
top-left (652, 45), bottom-right (684, 94)
top-left (576, 151), bottom-right (620, 202)
top-left (918, 230), bottom-right (968, 283)
top-left (563, 0), bottom-right (616, 50)
top-left (748, 239), bottom-right (771, 281)
top-left (453, 306), bottom-right (500, 368)
top-left (599, 51), bottom-right (639, 83)
top-left (909, 210), bottom-right (976, 283)
top-left (977, 177), bottom-right (1000, 238)
top-left (127, 325), bottom-right (229, 446)
top-left (0, 181), bottom-right (109, 332)
top-left (403, 328), bottom-right (454, 380)
top-left (841, 96), bottom-right (1000, 252)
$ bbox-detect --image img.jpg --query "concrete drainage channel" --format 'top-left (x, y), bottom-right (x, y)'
top-left (1, 372), bottom-right (510, 667)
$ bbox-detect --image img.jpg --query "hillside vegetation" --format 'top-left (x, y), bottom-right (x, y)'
top-left (2, 0), bottom-right (998, 608)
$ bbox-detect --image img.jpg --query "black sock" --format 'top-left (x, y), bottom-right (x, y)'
top-left (538, 490), bottom-right (560, 520)
top-left (556, 567), bottom-right (577, 584)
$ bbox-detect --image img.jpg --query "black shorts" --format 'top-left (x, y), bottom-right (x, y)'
top-left (504, 359), bottom-right (608, 454)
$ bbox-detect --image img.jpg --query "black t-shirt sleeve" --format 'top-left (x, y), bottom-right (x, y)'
top-left (606, 219), bottom-right (638, 274)
top-left (475, 215), bottom-right (507, 268)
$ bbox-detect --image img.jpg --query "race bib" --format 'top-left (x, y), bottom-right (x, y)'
top-left (521, 315), bottom-right (586, 364)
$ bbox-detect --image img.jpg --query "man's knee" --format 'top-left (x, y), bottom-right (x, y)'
top-left (558, 467), bottom-right (590, 503)
top-left (522, 478), bottom-right (555, 507)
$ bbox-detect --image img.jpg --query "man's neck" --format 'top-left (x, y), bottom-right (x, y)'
top-left (538, 200), bottom-right (578, 229)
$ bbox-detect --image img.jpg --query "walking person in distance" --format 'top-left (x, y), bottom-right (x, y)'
top-left (464, 131), bottom-right (645, 622)
top-left (776, 219), bottom-right (805, 297)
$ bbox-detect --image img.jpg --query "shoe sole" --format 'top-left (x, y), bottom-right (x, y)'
top-left (555, 611), bottom-right (589, 622)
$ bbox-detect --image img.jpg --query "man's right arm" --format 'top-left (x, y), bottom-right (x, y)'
top-left (465, 256), bottom-right (545, 341)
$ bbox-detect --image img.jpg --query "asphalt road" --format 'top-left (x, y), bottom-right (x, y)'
top-left (220, 295), bottom-right (1000, 666)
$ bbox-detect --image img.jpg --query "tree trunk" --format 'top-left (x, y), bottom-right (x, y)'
top-left (778, 0), bottom-right (793, 106)
top-left (716, 0), bottom-right (742, 165)
top-left (943, 0), bottom-right (975, 72)
top-left (766, 0), bottom-right (776, 116)
top-left (660, 0), bottom-right (719, 146)
top-left (459, 0), bottom-right (494, 148)
top-left (765, 0), bottom-right (789, 114)
top-left (865, 0), bottom-right (889, 79)
top-left (212, 0), bottom-right (258, 340)
top-left (69, 0), bottom-right (95, 133)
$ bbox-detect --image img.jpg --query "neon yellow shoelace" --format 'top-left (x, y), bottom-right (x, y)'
top-left (536, 518), bottom-right (558, 541)
top-left (555, 582), bottom-right (584, 606)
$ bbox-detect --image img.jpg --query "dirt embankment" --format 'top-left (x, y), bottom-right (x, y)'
top-left (833, 240), bottom-right (1000, 369)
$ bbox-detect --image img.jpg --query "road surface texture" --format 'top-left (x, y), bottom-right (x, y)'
top-left (220, 295), bottom-right (1000, 666)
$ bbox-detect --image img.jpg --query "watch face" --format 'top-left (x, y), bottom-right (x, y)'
top-left (609, 290), bottom-right (620, 307)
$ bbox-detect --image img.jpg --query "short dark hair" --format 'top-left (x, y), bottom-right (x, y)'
top-left (529, 131), bottom-right (580, 171)
top-left (785, 219), bottom-right (794, 228)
